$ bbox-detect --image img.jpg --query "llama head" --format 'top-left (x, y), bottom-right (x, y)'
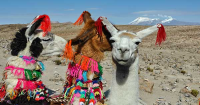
top-left (100, 17), bottom-right (165, 66)
top-left (10, 14), bottom-right (66, 58)
top-left (69, 11), bottom-right (112, 62)
top-left (110, 31), bottom-right (141, 65)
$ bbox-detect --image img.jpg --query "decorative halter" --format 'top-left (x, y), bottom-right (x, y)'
top-left (19, 56), bottom-right (36, 65)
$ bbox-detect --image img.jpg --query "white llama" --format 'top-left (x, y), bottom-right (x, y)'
top-left (100, 17), bottom-right (166, 105)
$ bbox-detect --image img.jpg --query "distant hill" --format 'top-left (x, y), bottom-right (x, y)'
top-left (129, 17), bottom-right (200, 25)
top-left (51, 21), bottom-right (60, 23)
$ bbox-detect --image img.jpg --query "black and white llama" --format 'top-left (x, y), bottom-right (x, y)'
top-left (0, 15), bottom-right (66, 105)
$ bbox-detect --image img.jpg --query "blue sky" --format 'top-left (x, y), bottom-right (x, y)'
top-left (0, 0), bottom-right (200, 25)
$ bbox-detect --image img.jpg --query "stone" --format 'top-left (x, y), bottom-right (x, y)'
top-left (164, 76), bottom-right (168, 79)
top-left (180, 86), bottom-right (191, 93)
top-left (139, 78), bottom-right (154, 93)
top-left (184, 93), bottom-right (190, 97)
top-left (162, 86), bottom-right (170, 91)
top-left (175, 78), bottom-right (179, 83)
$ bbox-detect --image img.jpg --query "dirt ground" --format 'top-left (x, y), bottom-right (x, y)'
top-left (0, 23), bottom-right (200, 104)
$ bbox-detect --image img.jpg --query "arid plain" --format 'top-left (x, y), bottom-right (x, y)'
top-left (0, 23), bottom-right (200, 104)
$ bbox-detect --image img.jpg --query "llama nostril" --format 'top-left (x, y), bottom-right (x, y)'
top-left (118, 47), bottom-right (129, 54)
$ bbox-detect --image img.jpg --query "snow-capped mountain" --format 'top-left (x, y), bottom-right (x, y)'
top-left (129, 17), bottom-right (200, 25)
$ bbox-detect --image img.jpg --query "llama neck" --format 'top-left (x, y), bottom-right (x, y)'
top-left (109, 55), bottom-right (139, 105)
top-left (18, 42), bottom-right (32, 56)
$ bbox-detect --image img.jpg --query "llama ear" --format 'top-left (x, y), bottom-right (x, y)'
top-left (136, 24), bottom-right (166, 45)
top-left (100, 17), bottom-right (118, 36)
top-left (136, 25), bottom-right (158, 39)
top-left (74, 11), bottom-right (92, 25)
top-left (26, 14), bottom-right (51, 38)
top-left (26, 19), bottom-right (43, 36)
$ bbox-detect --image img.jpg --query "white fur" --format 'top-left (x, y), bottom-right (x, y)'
top-left (5, 79), bottom-right (18, 93)
top-left (100, 17), bottom-right (118, 35)
top-left (100, 17), bottom-right (161, 105)
top-left (109, 55), bottom-right (139, 105)
top-left (136, 25), bottom-right (158, 39)
top-left (7, 56), bottom-right (36, 70)
top-left (40, 35), bottom-right (67, 56)
top-left (109, 32), bottom-right (140, 104)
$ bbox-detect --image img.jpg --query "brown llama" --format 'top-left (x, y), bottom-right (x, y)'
top-left (48, 11), bottom-right (111, 105)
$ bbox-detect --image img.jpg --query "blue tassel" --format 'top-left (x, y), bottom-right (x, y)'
top-left (38, 61), bottom-right (45, 71)
top-left (80, 90), bottom-right (85, 95)
top-left (92, 80), bottom-right (98, 84)
top-left (99, 76), bottom-right (103, 81)
top-left (83, 71), bottom-right (87, 82)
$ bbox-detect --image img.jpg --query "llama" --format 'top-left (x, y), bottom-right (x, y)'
top-left (100, 17), bottom-right (166, 105)
top-left (0, 14), bottom-right (66, 105)
top-left (49, 11), bottom-right (112, 105)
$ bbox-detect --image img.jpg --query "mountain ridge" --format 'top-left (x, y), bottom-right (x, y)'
top-left (129, 17), bottom-right (200, 25)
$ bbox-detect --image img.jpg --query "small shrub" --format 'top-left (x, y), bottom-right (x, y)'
top-left (57, 55), bottom-right (61, 57)
top-left (180, 70), bottom-right (186, 75)
top-left (54, 60), bottom-right (61, 65)
top-left (147, 67), bottom-right (153, 72)
top-left (191, 89), bottom-right (199, 97)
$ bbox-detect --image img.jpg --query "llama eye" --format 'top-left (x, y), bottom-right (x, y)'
top-left (110, 39), bottom-right (115, 43)
top-left (42, 38), bottom-right (51, 41)
top-left (135, 41), bottom-right (140, 45)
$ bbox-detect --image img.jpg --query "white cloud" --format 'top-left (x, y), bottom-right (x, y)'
top-left (87, 8), bottom-right (99, 10)
top-left (67, 9), bottom-right (75, 11)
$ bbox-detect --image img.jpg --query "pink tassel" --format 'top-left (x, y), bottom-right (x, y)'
top-left (39, 97), bottom-right (45, 100)
top-left (14, 79), bottom-right (22, 90)
top-left (69, 64), bottom-right (81, 78)
top-left (78, 70), bottom-right (83, 80)
top-left (70, 95), bottom-right (75, 104)
top-left (14, 79), bottom-right (36, 90)
top-left (5, 66), bottom-right (25, 79)
top-left (93, 83), bottom-right (99, 87)
top-left (90, 58), bottom-right (99, 73)
top-left (27, 81), bottom-right (37, 90)
top-left (74, 93), bottom-right (80, 97)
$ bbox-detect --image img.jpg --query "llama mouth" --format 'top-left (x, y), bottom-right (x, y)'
top-left (116, 58), bottom-right (129, 62)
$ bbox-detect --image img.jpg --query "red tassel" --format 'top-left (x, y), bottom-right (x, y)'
top-left (32, 14), bottom-right (51, 37)
top-left (155, 24), bottom-right (166, 45)
top-left (73, 11), bottom-right (88, 25)
top-left (99, 81), bottom-right (103, 90)
top-left (0, 85), bottom-right (6, 100)
top-left (95, 17), bottom-right (103, 37)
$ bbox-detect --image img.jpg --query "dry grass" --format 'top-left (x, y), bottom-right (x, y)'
top-left (1, 23), bottom-right (200, 54)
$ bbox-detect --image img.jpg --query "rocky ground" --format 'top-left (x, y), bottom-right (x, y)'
top-left (0, 23), bottom-right (200, 105)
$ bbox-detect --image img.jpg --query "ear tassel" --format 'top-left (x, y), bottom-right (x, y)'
top-left (73, 11), bottom-right (88, 25)
top-left (156, 24), bottom-right (166, 45)
top-left (95, 17), bottom-right (103, 41)
top-left (32, 14), bottom-right (51, 36)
